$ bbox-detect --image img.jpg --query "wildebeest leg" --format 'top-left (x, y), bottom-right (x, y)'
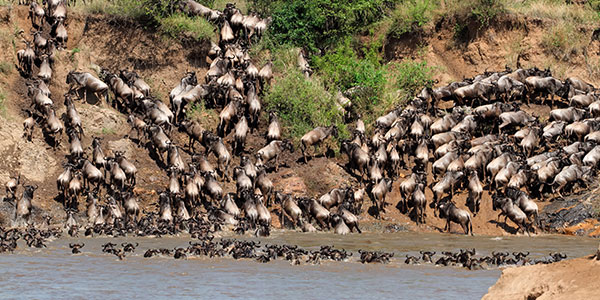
top-left (80, 87), bottom-right (87, 104)
top-left (275, 154), bottom-right (279, 172)
top-left (302, 145), bottom-right (307, 163)
top-left (460, 222), bottom-right (468, 235)
top-left (318, 217), bottom-right (328, 230)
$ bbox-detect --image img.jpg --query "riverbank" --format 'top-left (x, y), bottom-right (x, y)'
top-left (484, 254), bottom-right (600, 299)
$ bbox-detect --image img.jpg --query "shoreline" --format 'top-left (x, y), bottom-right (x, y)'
top-left (484, 255), bottom-right (600, 299)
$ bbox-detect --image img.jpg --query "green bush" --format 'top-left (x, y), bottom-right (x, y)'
top-left (259, 0), bottom-right (387, 52)
top-left (392, 59), bottom-right (435, 95)
top-left (443, 0), bottom-right (505, 29)
top-left (470, 0), bottom-right (505, 28)
top-left (312, 38), bottom-right (387, 114)
top-left (263, 69), bottom-right (345, 140)
top-left (159, 13), bottom-right (213, 41)
top-left (388, 0), bottom-right (435, 38)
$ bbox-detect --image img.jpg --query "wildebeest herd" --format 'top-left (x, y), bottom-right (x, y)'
top-left (4, 0), bottom-right (600, 248)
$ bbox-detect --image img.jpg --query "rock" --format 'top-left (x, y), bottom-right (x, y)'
top-left (541, 198), bottom-right (595, 233)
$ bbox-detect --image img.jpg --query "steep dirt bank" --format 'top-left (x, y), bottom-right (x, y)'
top-left (0, 6), bottom-right (211, 224)
top-left (483, 255), bottom-right (600, 299)
top-left (0, 5), bottom-right (597, 236)
top-left (385, 14), bottom-right (600, 87)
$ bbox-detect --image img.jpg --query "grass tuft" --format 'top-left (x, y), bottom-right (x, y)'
top-left (159, 13), bottom-right (214, 41)
top-left (541, 21), bottom-right (589, 61)
top-left (0, 61), bottom-right (12, 74)
top-left (0, 89), bottom-right (6, 117)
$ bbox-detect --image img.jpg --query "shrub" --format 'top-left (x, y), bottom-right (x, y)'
top-left (443, 0), bottom-right (505, 29)
top-left (388, 0), bottom-right (435, 38)
top-left (159, 13), bottom-right (213, 41)
top-left (261, 0), bottom-right (387, 52)
top-left (470, 0), bottom-right (505, 28)
top-left (263, 69), bottom-right (344, 140)
top-left (391, 59), bottom-right (435, 95)
top-left (312, 38), bottom-right (387, 115)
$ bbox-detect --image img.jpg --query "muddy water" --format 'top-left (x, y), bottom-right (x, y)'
top-left (0, 232), bottom-right (596, 299)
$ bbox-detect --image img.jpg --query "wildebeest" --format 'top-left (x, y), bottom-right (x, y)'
top-left (256, 140), bottom-right (293, 171)
top-left (66, 71), bottom-right (109, 104)
top-left (15, 185), bottom-right (37, 227)
top-left (524, 76), bottom-right (564, 106)
top-left (492, 195), bottom-right (531, 236)
top-left (300, 125), bottom-right (338, 163)
top-left (437, 201), bottom-right (473, 235)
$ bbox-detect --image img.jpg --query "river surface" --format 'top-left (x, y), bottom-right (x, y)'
top-left (0, 231), bottom-right (597, 300)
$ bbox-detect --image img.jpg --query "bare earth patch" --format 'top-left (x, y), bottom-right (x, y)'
top-left (484, 256), bottom-right (600, 300)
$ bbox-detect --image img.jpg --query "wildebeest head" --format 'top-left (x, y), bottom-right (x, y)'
top-left (582, 166), bottom-right (594, 183)
top-left (437, 200), bottom-right (451, 218)
top-left (331, 125), bottom-right (339, 138)
top-left (23, 184), bottom-right (38, 199)
top-left (282, 139), bottom-right (294, 153)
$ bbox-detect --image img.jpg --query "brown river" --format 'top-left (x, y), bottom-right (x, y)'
top-left (1, 231), bottom-right (596, 299)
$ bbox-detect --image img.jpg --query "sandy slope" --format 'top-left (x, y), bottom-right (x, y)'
top-left (484, 255), bottom-right (600, 299)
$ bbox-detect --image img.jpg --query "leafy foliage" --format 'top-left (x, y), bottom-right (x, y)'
top-left (444, 0), bottom-right (506, 29)
top-left (470, 0), bottom-right (505, 28)
top-left (388, 0), bottom-right (435, 38)
top-left (255, 0), bottom-right (387, 52)
top-left (263, 68), bottom-right (344, 140)
top-left (312, 38), bottom-right (387, 115)
top-left (392, 59), bottom-right (435, 95)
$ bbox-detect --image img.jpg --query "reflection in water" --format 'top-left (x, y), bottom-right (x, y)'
top-left (0, 231), bottom-right (595, 299)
